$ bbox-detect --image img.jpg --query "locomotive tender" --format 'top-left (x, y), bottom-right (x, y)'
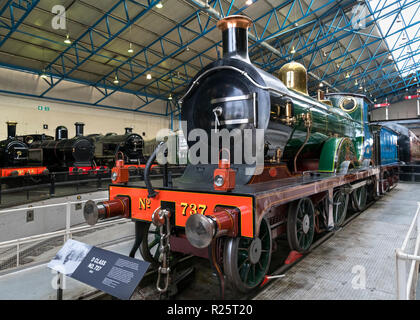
top-left (84, 15), bottom-right (403, 293)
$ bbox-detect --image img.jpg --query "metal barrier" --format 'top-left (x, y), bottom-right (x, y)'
top-left (0, 198), bottom-right (131, 272)
top-left (396, 202), bottom-right (420, 300)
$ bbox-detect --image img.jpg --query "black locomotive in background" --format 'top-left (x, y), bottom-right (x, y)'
top-left (0, 121), bottom-right (29, 169)
top-left (86, 127), bottom-right (146, 168)
top-left (29, 123), bottom-right (95, 171)
top-left (0, 121), bottom-right (149, 179)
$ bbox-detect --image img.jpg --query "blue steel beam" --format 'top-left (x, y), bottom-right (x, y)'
top-left (130, 0), bottom-right (347, 111)
top-left (252, 0), bottom-right (418, 100)
top-left (0, 0), bottom-right (40, 48)
top-left (92, 0), bottom-right (238, 106)
top-left (255, 0), bottom-right (416, 71)
top-left (39, 0), bottom-right (161, 98)
top-left (342, 38), bottom-right (420, 94)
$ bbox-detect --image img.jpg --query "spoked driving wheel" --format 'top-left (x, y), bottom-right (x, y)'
top-left (352, 185), bottom-right (367, 211)
top-left (224, 218), bottom-right (272, 293)
top-left (287, 198), bottom-right (315, 253)
top-left (333, 189), bottom-right (349, 228)
top-left (140, 222), bottom-right (161, 264)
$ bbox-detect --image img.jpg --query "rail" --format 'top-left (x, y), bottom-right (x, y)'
top-left (0, 198), bottom-right (131, 272)
top-left (396, 202), bottom-right (420, 300)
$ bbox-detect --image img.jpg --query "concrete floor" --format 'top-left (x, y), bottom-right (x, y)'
top-left (254, 182), bottom-right (420, 300)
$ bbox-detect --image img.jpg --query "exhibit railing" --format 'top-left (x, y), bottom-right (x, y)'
top-left (0, 165), bottom-right (185, 208)
top-left (396, 202), bottom-right (420, 300)
top-left (0, 199), bottom-right (132, 273)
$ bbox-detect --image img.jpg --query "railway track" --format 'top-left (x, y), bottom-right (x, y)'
top-left (79, 189), bottom-right (383, 301)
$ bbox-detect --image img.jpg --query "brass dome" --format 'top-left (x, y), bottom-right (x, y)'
top-left (278, 61), bottom-right (308, 95)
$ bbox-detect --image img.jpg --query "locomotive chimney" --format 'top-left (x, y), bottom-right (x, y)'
top-left (75, 122), bottom-right (85, 137)
top-left (125, 127), bottom-right (133, 134)
top-left (55, 126), bottom-right (68, 140)
top-left (6, 121), bottom-right (17, 138)
top-left (217, 15), bottom-right (252, 61)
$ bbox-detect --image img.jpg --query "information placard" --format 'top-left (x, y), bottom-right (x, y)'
top-left (48, 239), bottom-right (150, 300)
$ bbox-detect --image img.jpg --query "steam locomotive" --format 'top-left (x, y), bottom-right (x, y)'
top-left (87, 128), bottom-right (146, 168)
top-left (29, 123), bottom-right (97, 173)
top-left (0, 121), bottom-right (48, 177)
top-left (83, 15), bottom-right (413, 293)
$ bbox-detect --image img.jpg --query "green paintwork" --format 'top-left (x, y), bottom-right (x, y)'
top-left (280, 89), bottom-right (369, 172)
top-left (318, 137), bottom-right (343, 172)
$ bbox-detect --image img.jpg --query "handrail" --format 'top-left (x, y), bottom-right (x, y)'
top-left (0, 216), bottom-right (125, 249)
top-left (0, 198), bottom-right (131, 272)
top-left (396, 202), bottom-right (420, 300)
top-left (0, 197), bottom-right (107, 214)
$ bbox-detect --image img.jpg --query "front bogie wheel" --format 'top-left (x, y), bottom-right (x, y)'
top-left (287, 198), bottom-right (315, 253)
top-left (223, 218), bottom-right (272, 293)
top-left (140, 222), bottom-right (161, 264)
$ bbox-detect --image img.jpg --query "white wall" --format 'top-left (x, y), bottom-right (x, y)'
top-left (370, 99), bottom-right (419, 121)
top-left (0, 93), bottom-right (171, 140)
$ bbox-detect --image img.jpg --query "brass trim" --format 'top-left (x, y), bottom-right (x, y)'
top-left (339, 96), bottom-right (358, 113)
top-left (217, 15), bottom-right (253, 31)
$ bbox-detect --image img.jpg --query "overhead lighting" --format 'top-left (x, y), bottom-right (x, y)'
top-left (64, 34), bottom-right (71, 44)
top-left (156, 2), bottom-right (163, 8)
top-left (414, 77), bottom-right (418, 82)
top-left (355, 80), bottom-right (358, 86)
top-left (128, 43), bottom-right (134, 54)
top-left (40, 70), bottom-right (48, 79)
top-left (319, 82), bottom-right (324, 88)
top-left (113, 75), bottom-right (119, 85)
top-left (290, 46), bottom-right (296, 54)
top-left (185, 46), bottom-right (190, 52)
top-left (345, 73), bottom-right (350, 79)
top-left (168, 94), bottom-right (173, 100)
top-left (359, 85), bottom-right (363, 90)
top-left (245, 0), bottom-right (253, 5)
top-left (388, 54), bottom-right (393, 60)
top-left (146, 73), bottom-right (152, 80)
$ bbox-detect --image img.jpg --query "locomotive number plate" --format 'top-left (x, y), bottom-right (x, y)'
top-left (109, 185), bottom-right (255, 238)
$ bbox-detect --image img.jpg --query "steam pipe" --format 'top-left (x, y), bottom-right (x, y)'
top-left (294, 120), bottom-right (312, 173)
top-left (129, 221), bottom-right (146, 258)
top-left (145, 141), bottom-right (165, 198)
